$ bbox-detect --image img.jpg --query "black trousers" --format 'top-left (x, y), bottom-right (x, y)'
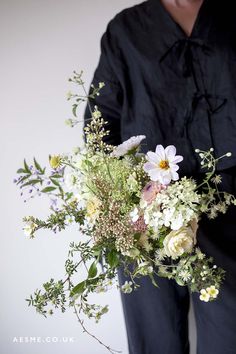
top-left (117, 170), bottom-right (236, 354)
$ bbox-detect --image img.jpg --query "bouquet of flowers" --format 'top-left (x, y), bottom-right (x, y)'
top-left (15, 71), bottom-right (236, 353)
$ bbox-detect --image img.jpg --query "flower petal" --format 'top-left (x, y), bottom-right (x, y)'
top-left (159, 170), bottom-right (172, 185)
top-left (146, 151), bottom-right (160, 163)
top-left (169, 163), bottom-right (180, 171)
top-left (162, 175), bottom-right (172, 185)
top-left (172, 155), bottom-right (183, 163)
top-left (143, 162), bottom-right (156, 172)
top-left (148, 170), bottom-right (162, 182)
top-left (155, 145), bottom-right (166, 160)
top-left (165, 145), bottom-right (176, 160)
top-left (171, 171), bottom-right (179, 181)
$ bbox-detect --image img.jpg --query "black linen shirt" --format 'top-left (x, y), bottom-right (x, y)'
top-left (84, 0), bottom-right (236, 179)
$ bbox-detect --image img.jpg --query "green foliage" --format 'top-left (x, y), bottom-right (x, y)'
top-left (88, 261), bottom-right (98, 279)
top-left (107, 250), bottom-right (119, 269)
top-left (41, 186), bottom-right (57, 193)
top-left (70, 281), bottom-right (87, 297)
top-left (26, 279), bottom-right (66, 317)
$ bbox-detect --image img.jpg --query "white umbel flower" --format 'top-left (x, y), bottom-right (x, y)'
top-left (130, 207), bottom-right (139, 222)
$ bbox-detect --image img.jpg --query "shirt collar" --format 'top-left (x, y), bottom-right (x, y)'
top-left (147, 0), bottom-right (213, 44)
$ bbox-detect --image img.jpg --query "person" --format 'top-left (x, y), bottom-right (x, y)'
top-left (84, 1), bottom-right (236, 353)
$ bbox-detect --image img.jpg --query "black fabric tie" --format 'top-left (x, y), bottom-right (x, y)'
top-left (192, 92), bottom-right (228, 114)
top-left (159, 36), bottom-right (235, 172)
top-left (159, 38), bottom-right (211, 78)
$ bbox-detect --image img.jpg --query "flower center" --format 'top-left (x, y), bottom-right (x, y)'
top-left (159, 160), bottom-right (169, 170)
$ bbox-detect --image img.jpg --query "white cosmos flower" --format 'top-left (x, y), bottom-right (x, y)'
top-left (112, 135), bottom-right (146, 157)
top-left (143, 145), bottom-right (183, 185)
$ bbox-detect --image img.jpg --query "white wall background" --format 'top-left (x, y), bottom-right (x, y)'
top-left (0, 1), bottom-right (196, 353)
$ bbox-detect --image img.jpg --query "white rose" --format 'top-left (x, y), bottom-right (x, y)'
top-left (163, 225), bottom-right (196, 259)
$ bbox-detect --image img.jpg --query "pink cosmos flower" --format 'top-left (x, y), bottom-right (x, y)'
top-left (141, 181), bottom-right (166, 204)
top-left (143, 145), bottom-right (183, 185)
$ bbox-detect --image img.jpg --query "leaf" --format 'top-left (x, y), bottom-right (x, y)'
top-left (84, 159), bottom-right (93, 168)
top-left (92, 247), bottom-right (102, 258)
top-left (33, 157), bottom-right (44, 173)
top-left (50, 174), bottom-right (62, 179)
top-left (65, 192), bottom-right (73, 201)
top-left (188, 255), bottom-right (197, 262)
top-left (17, 168), bottom-right (26, 174)
top-left (175, 277), bottom-right (185, 286)
top-left (58, 186), bottom-right (64, 196)
top-left (16, 175), bottom-right (29, 185)
top-left (107, 250), bottom-right (119, 269)
top-left (50, 178), bottom-right (60, 187)
top-left (70, 280), bottom-right (86, 297)
top-left (88, 261), bottom-right (98, 279)
top-left (21, 179), bottom-right (42, 187)
top-left (134, 232), bottom-right (141, 241)
top-left (72, 104), bottom-right (77, 117)
top-left (149, 273), bottom-right (159, 288)
top-left (24, 159), bottom-right (31, 174)
top-left (41, 186), bottom-right (57, 193)
top-left (87, 276), bottom-right (100, 285)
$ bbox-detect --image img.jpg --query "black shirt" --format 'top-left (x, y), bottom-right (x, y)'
top-left (84, 0), bottom-right (236, 179)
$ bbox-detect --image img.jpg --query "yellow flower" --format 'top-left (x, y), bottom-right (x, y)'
top-left (206, 285), bottom-right (219, 299)
top-left (199, 289), bottom-right (210, 302)
top-left (49, 155), bottom-right (62, 169)
top-left (86, 196), bottom-right (101, 221)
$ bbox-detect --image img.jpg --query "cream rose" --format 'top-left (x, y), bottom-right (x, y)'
top-left (163, 224), bottom-right (197, 259)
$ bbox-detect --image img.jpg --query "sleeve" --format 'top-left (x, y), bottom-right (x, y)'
top-left (83, 21), bottom-right (124, 146)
